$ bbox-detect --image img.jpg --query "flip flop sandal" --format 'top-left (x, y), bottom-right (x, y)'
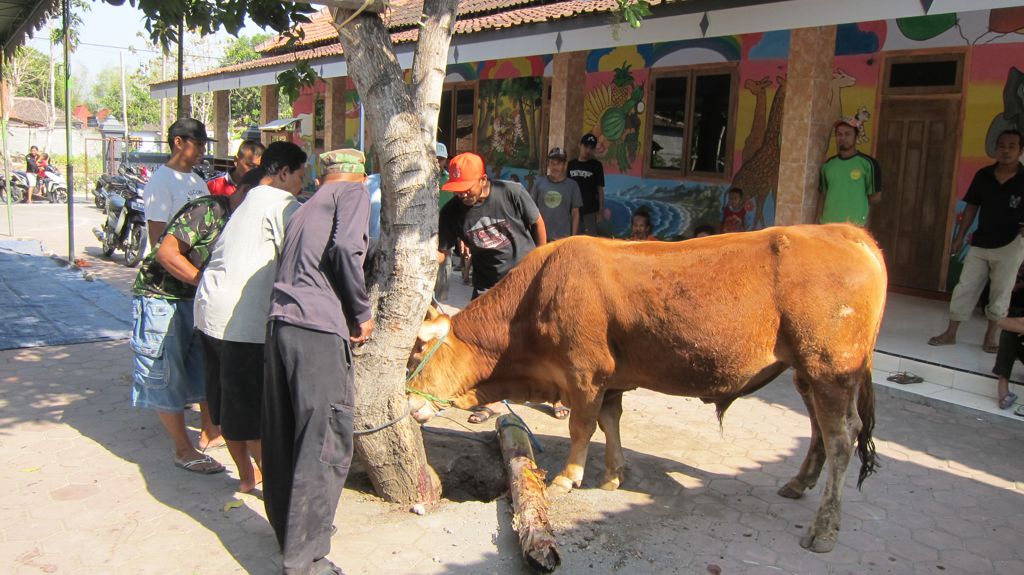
top-left (552, 405), bottom-right (571, 420)
top-left (983, 343), bottom-right (1000, 354)
top-left (886, 371), bottom-right (924, 385)
top-left (174, 454), bottom-right (226, 474)
top-left (467, 406), bottom-right (498, 424)
top-left (1015, 404), bottom-right (1024, 417)
top-left (927, 337), bottom-right (954, 347)
top-left (999, 392), bottom-right (1019, 410)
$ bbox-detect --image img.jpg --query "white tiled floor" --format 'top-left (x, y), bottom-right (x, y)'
top-left (874, 292), bottom-right (1024, 421)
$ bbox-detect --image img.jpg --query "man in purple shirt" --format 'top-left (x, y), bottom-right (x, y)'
top-left (262, 149), bottom-right (374, 575)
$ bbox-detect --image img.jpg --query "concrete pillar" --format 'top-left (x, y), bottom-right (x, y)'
top-left (260, 85), bottom-right (280, 146)
top-left (325, 77), bottom-right (346, 151)
top-left (213, 90), bottom-right (230, 157)
top-left (775, 25), bottom-right (837, 226)
top-left (548, 51), bottom-right (587, 153)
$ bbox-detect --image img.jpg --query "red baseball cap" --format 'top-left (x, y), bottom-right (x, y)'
top-left (442, 152), bottom-right (486, 193)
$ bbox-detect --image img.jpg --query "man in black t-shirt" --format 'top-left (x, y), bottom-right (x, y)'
top-left (929, 129), bottom-right (1024, 357)
top-left (568, 133), bottom-right (606, 235)
top-left (438, 152), bottom-right (548, 423)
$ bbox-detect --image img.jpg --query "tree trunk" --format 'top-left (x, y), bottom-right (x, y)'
top-left (332, 0), bottom-right (459, 504)
top-left (47, 32), bottom-right (55, 152)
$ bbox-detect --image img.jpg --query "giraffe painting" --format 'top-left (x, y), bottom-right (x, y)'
top-left (732, 76), bottom-right (787, 229)
top-left (827, 69), bottom-right (856, 124)
top-left (742, 76), bottom-right (773, 163)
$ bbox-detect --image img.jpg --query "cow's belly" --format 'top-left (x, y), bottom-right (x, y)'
top-left (611, 347), bottom-right (784, 399)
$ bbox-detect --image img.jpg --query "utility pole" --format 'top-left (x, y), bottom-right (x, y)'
top-left (161, 53), bottom-right (167, 140)
top-left (176, 17), bottom-right (185, 118)
top-left (63, 0), bottom-right (75, 263)
top-left (119, 51), bottom-right (129, 141)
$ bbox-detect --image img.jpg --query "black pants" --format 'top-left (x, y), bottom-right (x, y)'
top-left (263, 320), bottom-right (355, 574)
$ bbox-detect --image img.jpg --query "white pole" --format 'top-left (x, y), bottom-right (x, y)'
top-left (119, 51), bottom-right (129, 142)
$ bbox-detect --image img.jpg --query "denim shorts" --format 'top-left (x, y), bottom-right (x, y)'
top-left (130, 296), bottom-right (205, 412)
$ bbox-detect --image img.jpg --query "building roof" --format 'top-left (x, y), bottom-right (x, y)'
top-left (9, 96), bottom-right (65, 127)
top-left (0, 0), bottom-right (58, 63)
top-left (167, 0), bottom-right (628, 82)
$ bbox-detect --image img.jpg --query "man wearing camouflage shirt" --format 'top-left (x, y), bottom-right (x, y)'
top-left (130, 181), bottom-right (250, 474)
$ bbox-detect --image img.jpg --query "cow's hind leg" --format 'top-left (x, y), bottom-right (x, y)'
top-left (779, 372), bottom-right (827, 499)
top-left (799, 373), bottom-right (864, 553)
top-left (597, 390), bottom-right (625, 490)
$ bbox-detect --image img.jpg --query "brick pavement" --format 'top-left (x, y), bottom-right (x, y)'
top-left (3, 203), bottom-right (1024, 574)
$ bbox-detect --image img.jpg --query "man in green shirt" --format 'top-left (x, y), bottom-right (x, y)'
top-left (817, 118), bottom-right (882, 226)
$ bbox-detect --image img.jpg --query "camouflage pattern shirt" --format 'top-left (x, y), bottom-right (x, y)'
top-left (132, 195), bottom-right (232, 300)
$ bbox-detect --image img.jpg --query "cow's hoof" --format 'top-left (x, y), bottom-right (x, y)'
top-left (777, 483), bottom-right (804, 499)
top-left (548, 476), bottom-right (574, 497)
top-left (599, 476), bottom-right (621, 491)
top-left (799, 534), bottom-right (836, 553)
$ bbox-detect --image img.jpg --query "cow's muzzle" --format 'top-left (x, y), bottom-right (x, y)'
top-left (408, 396), bottom-right (436, 424)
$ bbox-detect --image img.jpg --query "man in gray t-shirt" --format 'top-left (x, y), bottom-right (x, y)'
top-left (530, 147), bottom-right (582, 241)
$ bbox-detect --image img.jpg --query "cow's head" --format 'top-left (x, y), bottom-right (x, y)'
top-left (407, 304), bottom-right (453, 424)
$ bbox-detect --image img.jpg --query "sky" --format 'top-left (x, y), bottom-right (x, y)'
top-left (25, 2), bottom-right (267, 86)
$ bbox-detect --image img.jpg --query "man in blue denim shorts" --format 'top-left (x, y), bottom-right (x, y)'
top-left (129, 119), bottom-right (233, 473)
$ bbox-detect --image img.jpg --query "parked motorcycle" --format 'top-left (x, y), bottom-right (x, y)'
top-left (9, 165), bottom-right (68, 204)
top-left (94, 164), bottom-right (149, 211)
top-left (93, 178), bottom-right (147, 267)
top-left (0, 177), bottom-right (23, 203)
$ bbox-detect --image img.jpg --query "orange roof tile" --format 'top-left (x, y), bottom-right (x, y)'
top-left (177, 0), bottom-right (636, 82)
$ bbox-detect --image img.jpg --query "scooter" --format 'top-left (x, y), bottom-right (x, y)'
top-left (94, 164), bottom-right (149, 211)
top-left (9, 165), bottom-right (68, 203)
top-left (93, 177), bottom-right (147, 267)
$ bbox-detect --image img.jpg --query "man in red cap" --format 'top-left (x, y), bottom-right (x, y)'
top-left (438, 152), bottom-right (547, 423)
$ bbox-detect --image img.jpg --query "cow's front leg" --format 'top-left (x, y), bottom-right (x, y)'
top-left (550, 402), bottom-right (600, 497)
top-left (597, 390), bottom-right (625, 490)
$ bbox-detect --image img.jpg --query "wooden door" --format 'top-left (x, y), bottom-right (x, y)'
top-left (869, 98), bottom-right (959, 291)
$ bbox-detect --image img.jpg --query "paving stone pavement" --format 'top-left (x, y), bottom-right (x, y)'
top-left (4, 204), bottom-right (1024, 574)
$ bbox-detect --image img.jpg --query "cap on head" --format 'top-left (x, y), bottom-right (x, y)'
top-left (442, 153), bottom-right (486, 193)
top-left (834, 117), bottom-right (861, 134)
top-left (319, 148), bottom-right (366, 175)
top-left (168, 117), bottom-right (215, 143)
top-left (547, 147), bottom-right (567, 160)
top-left (580, 133), bottom-right (598, 148)
top-left (435, 142), bottom-right (448, 159)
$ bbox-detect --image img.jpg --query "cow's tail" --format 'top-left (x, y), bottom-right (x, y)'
top-left (856, 368), bottom-right (880, 489)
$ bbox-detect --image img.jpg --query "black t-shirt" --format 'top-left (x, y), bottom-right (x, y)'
top-left (963, 164), bottom-right (1024, 249)
top-left (567, 158), bottom-right (605, 214)
top-left (438, 180), bottom-right (540, 291)
top-left (26, 154), bottom-right (38, 173)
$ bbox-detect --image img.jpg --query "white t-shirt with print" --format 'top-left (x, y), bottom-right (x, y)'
top-left (144, 164), bottom-right (209, 224)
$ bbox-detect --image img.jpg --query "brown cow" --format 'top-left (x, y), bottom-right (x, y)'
top-left (407, 224), bottom-right (885, 553)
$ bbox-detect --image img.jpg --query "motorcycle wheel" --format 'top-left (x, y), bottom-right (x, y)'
top-left (52, 187), bottom-right (68, 204)
top-left (13, 185), bottom-right (26, 203)
top-left (124, 223), bottom-right (147, 267)
top-left (94, 188), bottom-right (105, 209)
top-left (101, 224), bottom-right (117, 257)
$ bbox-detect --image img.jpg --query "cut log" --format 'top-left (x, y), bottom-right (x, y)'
top-left (495, 413), bottom-right (561, 573)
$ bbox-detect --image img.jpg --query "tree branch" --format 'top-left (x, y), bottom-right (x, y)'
top-left (411, 0), bottom-right (459, 146)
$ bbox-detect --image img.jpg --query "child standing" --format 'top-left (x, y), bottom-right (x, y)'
top-left (721, 186), bottom-right (748, 233)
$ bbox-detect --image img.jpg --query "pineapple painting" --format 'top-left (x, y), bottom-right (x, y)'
top-left (583, 62), bottom-right (647, 173)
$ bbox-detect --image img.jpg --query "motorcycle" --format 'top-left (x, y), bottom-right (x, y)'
top-left (92, 177), bottom-right (147, 267)
top-left (94, 164), bottom-right (149, 211)
top-left (0, 176), bottom-right (23, 203)
top-left (9, 165), bottom-right (68, 204)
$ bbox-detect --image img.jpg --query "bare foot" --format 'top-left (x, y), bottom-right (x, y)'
top-left (199, 433), bottom-right (226, 451)
top-left (239, 465), bottom-right (263, 493)
top-left (927, 334), bottom-right (956, 346)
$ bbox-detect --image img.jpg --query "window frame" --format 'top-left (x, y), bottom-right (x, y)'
top-left (644, 63), bottom-right (739, 182)
top-left (882, 52), bottom-right (964, 96)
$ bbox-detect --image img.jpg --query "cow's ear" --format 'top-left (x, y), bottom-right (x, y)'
top-left (425, 303), bottom-right (444, 321)
top-left (416, 316), bottom-right (451, 343)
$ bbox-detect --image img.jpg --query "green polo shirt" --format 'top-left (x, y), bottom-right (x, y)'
top-left (819, 152), bottom-right (882, 226)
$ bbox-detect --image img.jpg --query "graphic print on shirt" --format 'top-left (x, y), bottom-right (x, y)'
top-left (466, 217), bottom-right (512, 250)
top-left (1012, 195), bottom-right (1022, 209)
top-left (543, 190), bottom-right (563, 209)
top-left (569, 168), bottom-right (594, 179)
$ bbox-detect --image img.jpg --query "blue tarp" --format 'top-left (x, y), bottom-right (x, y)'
top-left (0, 240), bottom-right (131, 350)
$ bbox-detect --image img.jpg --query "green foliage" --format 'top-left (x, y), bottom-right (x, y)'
top-left (276, 60), bottom-right (318, 105)
top-left (90, 64), bottom-right (161, 128)
top-left (104, 0), bottom-right (315, 51)
top-left (219, 33), bottom-right (271, 130)
top-left (49, 0), bottom-right (91, 52)
top-left (615, 0), bottom-right (652, 29)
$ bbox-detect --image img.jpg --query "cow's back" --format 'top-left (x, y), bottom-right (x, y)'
top-left (455, 224), bottom-right (885, 400)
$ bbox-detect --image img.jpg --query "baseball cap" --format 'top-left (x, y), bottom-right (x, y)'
top-left (442, 153), bottom-right (485, 193)
top-left (168, 117), bottom-right (216, 143)
top-left (834, 117), bottom-right (862, 133)
top-left (580, 133), bottom-right (598, 147)
top-left (436, 142), bottom-right (448, 159)
top-left (547, 147), bottom-right (567, 160)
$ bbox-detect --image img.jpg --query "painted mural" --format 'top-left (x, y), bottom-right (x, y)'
top-left (477, 77), bottom-right (545, 173)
